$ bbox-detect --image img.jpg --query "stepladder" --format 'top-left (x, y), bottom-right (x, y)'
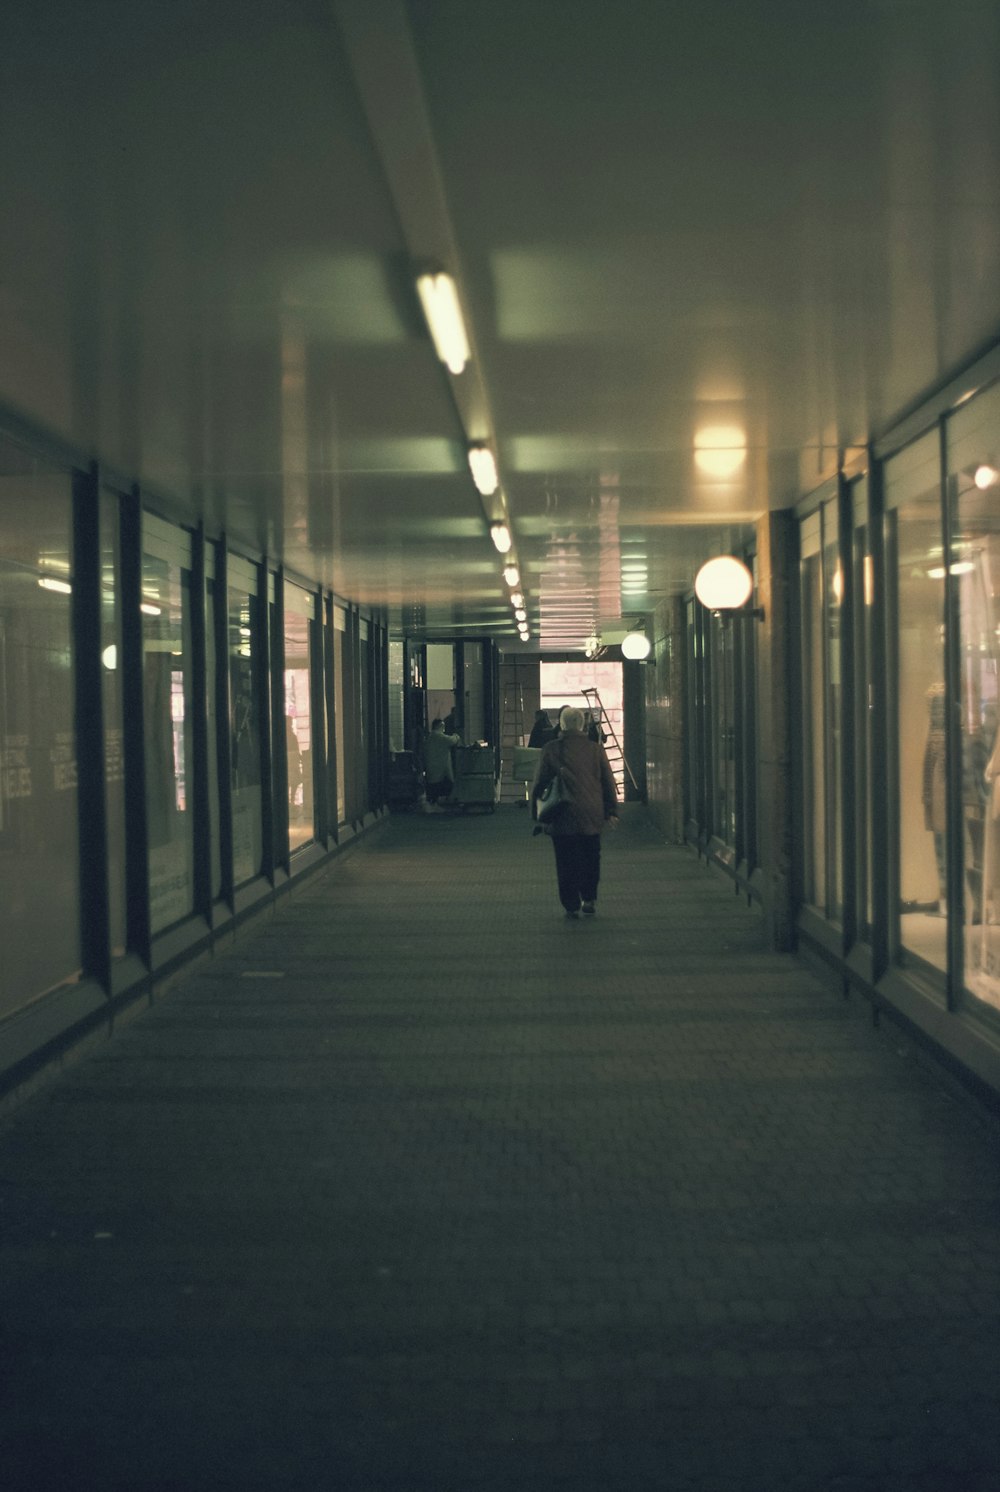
top-left (581, 687), bottom-right (638, 795)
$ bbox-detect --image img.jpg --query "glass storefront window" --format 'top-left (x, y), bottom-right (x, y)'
top-left (335, 606), bottom-right (347, 823)
top-left (205, 551), bottom-right (222, 902)
top-left (712, 618), bottom-right (735, 846)
top-left (284, 580), bottom-right (315, 852)
top-left (0, 458), bottom-right (81, 1016)
top-left (887, 432), bottom-right (947, 974)
top-left (824, 502), bottom-right (843, 922)
top-left (101, 490), bottom-right (127, 957)
top-left (142, 514), bottom-right (195, 934)
top-left (228, 556), bottom-right (264, 887)
top-left (948, 384), bottom-right (1000, 1017)
top-left (852, 480), bottom-right (874, 942)
top-left (800, 511), bottom-right (826, 911)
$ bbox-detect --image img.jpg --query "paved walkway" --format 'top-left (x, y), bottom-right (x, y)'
top-left (1, 806), bottom-right (999, 1491)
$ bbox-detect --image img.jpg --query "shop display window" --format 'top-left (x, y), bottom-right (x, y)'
top-left (284, 580), bottom-right (315, 852)
top-left (948, 384), bottom-right (1000, 1017)
top-left (227, 556), bottom-right (264, 886)
top-left (0, 458), bottom-right (82, 1017)
top-left (101, 490), bottom-right (127, 957)
top-left (800, 511), bottom-right (827, 911)
top-left (334, 606), bottom-right (347, 823)
top-left (204, 551), bottom-right (222, 902)
top-left (824, 505), bottom-right (843, 923)
top-left (886, 432), bottom-right (947, 974)
top-left (142, 515), bottom-right (195, 934)
top-left (852, 480), bottom-right (875, 942)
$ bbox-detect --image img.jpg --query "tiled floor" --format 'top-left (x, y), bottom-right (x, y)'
top-left (2, 806), bottom-right (999, 1490)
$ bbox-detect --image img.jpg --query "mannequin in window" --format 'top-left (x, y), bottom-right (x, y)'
top-left (963, 703), bottom-right (995, 925)
top-left (921, 683), bottom-right (947, 914)
top-left (984, 708), bottom-right (1000, 925)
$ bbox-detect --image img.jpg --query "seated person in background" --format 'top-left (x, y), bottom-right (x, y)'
top-left (423, 718), bottom-right (461, 811)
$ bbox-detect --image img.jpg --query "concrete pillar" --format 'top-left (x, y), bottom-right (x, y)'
top-left (755, 511), bottom-right (796, 950)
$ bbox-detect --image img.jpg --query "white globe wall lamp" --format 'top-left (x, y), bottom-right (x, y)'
top-left (693, 556), bottom-right (764, 620)
top-left (620, 630), bottom-right (652, 661)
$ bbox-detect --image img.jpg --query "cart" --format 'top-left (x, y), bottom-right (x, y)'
top-left (450, 745), bottom-right (498, 812)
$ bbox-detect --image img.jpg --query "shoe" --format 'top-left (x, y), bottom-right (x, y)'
top-left (580, 901), bottom-right (596, 916)
top-left (564, 910), bottom-right (579, 920)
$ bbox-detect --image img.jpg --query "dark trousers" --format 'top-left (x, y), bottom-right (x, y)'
top-left (552, 833), bottom-right (601, 911)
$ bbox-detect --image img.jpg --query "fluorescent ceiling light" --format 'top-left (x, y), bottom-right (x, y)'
top-left (468, 443), bottom-right (499, 496)
top-left (37, 575), bottom-right (72, 594)
top-left (415, 271), bottom-right (470, 374)
top-left (510, 591), bottom-right (524, 609)
top-left (503, 565), bottom-right (520, 588)
top-left (515, 608), bottom-right (527, 621)
top-left (140, 601), bottom-right (162, 616)
top-left (490, 523), bottom-right (512, 554)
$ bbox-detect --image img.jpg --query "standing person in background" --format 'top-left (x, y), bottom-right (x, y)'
top-left (527, 709), bottom-right (557, 748)
top-left (531, 706), bottom-right (618, 918)
top-left (583, 709), bottom-right (606, 744)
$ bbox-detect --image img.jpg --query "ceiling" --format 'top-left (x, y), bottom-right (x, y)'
top-left (3, 0), bottom-right (1000, 647)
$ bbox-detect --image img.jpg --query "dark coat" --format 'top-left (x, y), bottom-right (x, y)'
top-left (532, 729), bottom-right (618, 836)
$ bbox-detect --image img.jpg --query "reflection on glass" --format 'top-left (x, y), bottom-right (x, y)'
top-left (950, 393), bottom-right (1000, 1015)
top-left (891, 435), bottom-right (947, 972)
top-left (143, 541), bottom-right (195, 933)
top-left (228, 580), bottom-right (263, 885)
top-left (0, 470), bottom-right (81, 1017)
top-left (284, 584), bottom-right (314, 852)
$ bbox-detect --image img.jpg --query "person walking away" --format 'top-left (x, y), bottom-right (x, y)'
top-left (422, 718), bottom-right (461, 811)
top-left (532, 706), bottom-right (618, 917)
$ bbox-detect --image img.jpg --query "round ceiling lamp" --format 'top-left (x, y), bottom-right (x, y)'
top-left (620, 631), bottom-right (652, 661)
top-left (694, 555), bottom-right (754, 611)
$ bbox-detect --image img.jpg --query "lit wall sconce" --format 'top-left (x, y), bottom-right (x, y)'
top-left (620, 629), bottom-right (652, 661)
top-left (974, 464), bottom-right (998, 489)
top-left (415, 270), bottom-right (470, 374)
top-left (694, 555), bottom-right (764, 619)
top-left (490, 522), bottom-right (512, 554)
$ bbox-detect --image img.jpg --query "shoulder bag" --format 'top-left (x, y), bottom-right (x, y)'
top-left (536, 745), bottom-right (568, 823)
